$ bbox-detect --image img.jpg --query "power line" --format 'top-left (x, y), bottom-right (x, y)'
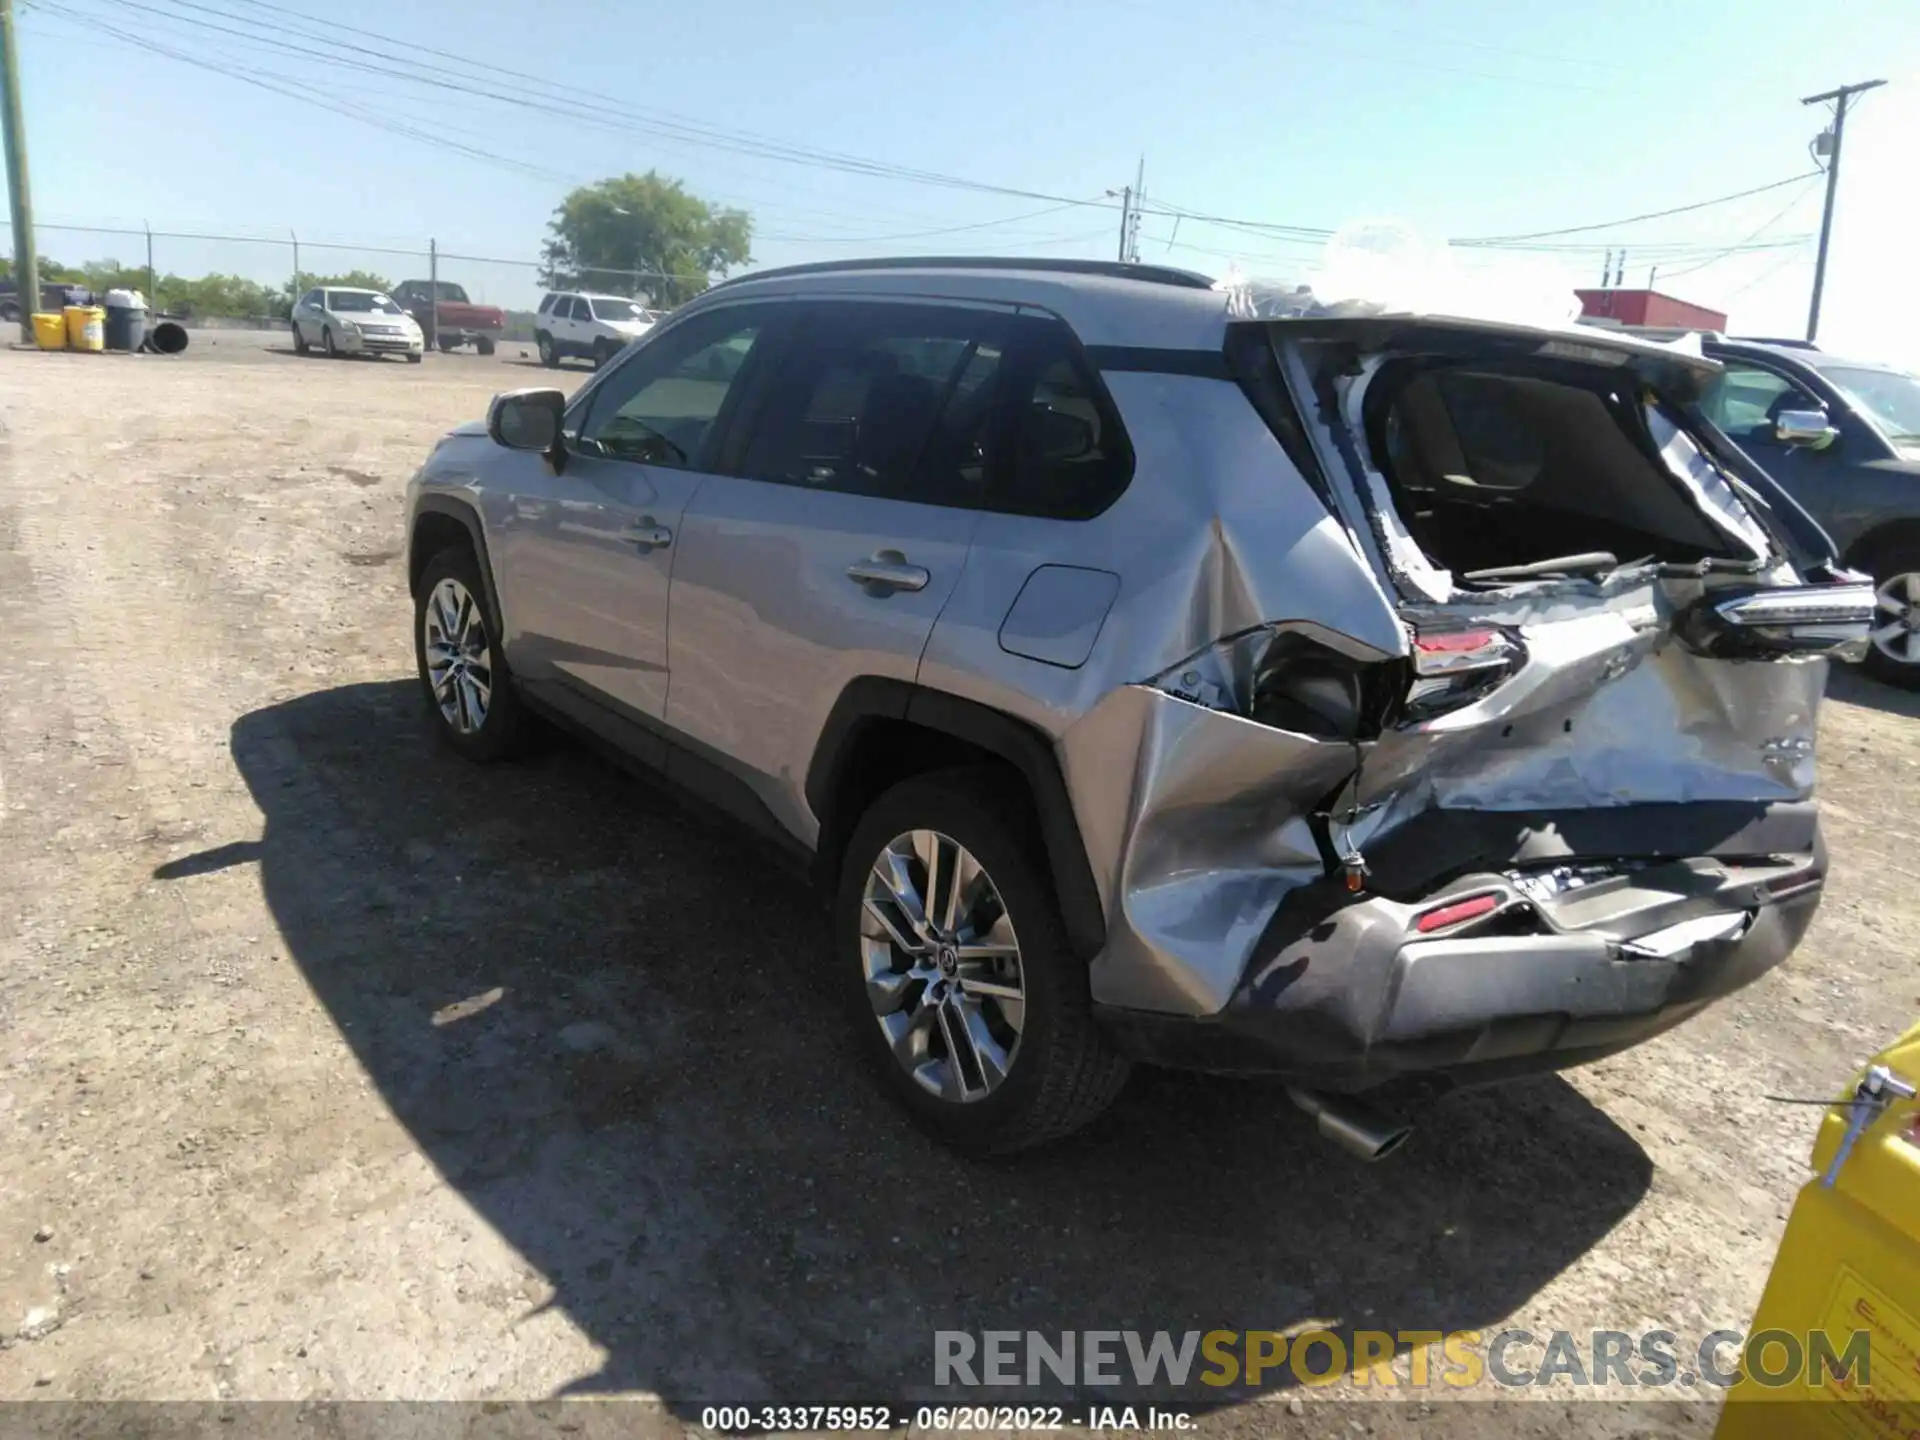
top-left (1457, 172), bottom-right (1823, 244)
top-left (1649, 180), bottom-right (1822, 282)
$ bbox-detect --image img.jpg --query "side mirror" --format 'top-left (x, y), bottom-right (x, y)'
top-left (488, 388), bottom-right (565, 457)
top-left (1774, 409), bottom-right (1839, 450)
top-left (1029, 405), bottom-right (1096, 463)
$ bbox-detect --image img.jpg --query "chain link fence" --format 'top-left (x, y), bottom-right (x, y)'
top-left (1, 220), bottom-right (681, 338)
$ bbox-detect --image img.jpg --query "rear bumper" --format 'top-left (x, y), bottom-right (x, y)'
top-left (1096, 844), bottom-right (1824, 1091)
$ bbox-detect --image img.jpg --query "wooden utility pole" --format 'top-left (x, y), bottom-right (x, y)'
top-left (0, 0), bottom-right (40, 343)
top-left (1802, 79), bottom-right (1885, 343)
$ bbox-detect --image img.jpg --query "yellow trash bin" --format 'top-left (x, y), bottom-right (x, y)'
top-left (31, 312), bottom-right (67, 350)
top-left (1716, 1019), bottom-right (1920, 1437)
top-left (63, 305), bottom-right (105, 352)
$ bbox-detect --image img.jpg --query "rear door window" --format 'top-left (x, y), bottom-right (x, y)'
top-left (732, 301), bottom-right (1008, 506)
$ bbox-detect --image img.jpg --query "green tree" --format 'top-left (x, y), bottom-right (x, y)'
top-left (538, 171), bottom-right (751, 305)
top-left (285, 269), bottom-right (394, 305)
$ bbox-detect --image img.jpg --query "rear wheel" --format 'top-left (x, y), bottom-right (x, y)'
top-left (836, 769), bottom-right (1129, 1154)
top-left (537, 332), bottom-right (557, 367)
top-left (476, 335), bottom-right (496, 356)
top-left (437, 335), bottom-right (459, 353)
top-left (412, 545), bottom-right (535, 761)
top-left (1863, 541), bottom-right (1920, 689)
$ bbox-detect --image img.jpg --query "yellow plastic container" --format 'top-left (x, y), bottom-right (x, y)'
top-left (31, 312), bottom-right (67, 350)
top-left (63, 305), bottom-right (105, 352)
top-left (1716, 1019), bottom-right (1920, 1438)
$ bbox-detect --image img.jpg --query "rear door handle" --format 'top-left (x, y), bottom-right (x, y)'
top-left (846, 551), bottom-right (930, 595)
top-left (625, 516), bottom-right (672, 551)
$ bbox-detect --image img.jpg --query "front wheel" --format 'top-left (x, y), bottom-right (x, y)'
top-left (592, 339), bottom-right (614, 370)
top-left (406, 352), bottom-right (423, 364)
top-left (412, 546), bottom-right (535, 761)
top-left (536, 332), bottom-right (557, 367)
top-left (291, 322), bottom-right (309, 355)
top-left (836, 769), bottom-right (1130, 1154)
top-left (1864, 542), bottom-right (1920, 689)
top-left (321, 326), bottom-right (338, 358)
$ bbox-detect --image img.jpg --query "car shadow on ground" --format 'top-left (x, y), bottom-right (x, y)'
top-left (207, 680), bottom-right (1653, 1412)
top-left (1826, 663), bottom-right (1920, 720)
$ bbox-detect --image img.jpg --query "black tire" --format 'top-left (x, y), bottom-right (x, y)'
top-left (835, 768), bottom-right (1130, 1154)
top-left (321, 326), bottom-right (338, 358)
top-left (1858, 538), bottom-right (1920, 689)
top-left (437, 335), bottom-right (459, 353)
top-left (536, 332), bottom-right (557, 367)
top-left (412, 544), bottom-right (535, 762)
top-left (592, 338), bottom-right (614, 370)
top-left (406, 351), bottom-right (423, 364)
top-left (476, 335), bottom-right (496, 356)
top-left (292, 322), bottom-right (309, 356)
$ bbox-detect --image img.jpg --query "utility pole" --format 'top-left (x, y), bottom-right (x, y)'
top-left (1802, 78), bottom-right (1885, 343)
top-left (1128, 155), bottom-right (1145, 264)
top-left (0, 0), bottom-right (40, 344)
top-left (426, 237), bottom-right (438, 351)
top-left (144, 220), bottom-right (154, 306)
top-left (1114, 186), bottom-right (1131, 263)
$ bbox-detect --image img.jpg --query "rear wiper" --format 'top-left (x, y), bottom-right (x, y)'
top-left (1462, 552), bottom-right (1620, 584)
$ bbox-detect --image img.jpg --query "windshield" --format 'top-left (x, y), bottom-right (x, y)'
top-left (1823, 364), bottom-right (1920, 443)
top-left (432, 282), bottom-right (470, 301)
top-left (329, 291), bottom-right (403, 315)
top-left (590, 297), bottom-right (650, 322)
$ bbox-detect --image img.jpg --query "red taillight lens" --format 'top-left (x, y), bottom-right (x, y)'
top-left (1403, 625), bottom-right (1523, 721)
top-left (1414, 893), bottom-right (1501, 933)
top-left (1412, 627), bottom-right (1516, 677)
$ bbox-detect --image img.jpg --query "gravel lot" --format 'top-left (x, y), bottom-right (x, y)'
top-left (0, 343), bottom-right (1915, 1436)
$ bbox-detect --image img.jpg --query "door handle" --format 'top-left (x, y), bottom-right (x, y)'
top-left (625, 516), bottom-right (672, 551)
top-left (846, 550), bottom-right (930, 595)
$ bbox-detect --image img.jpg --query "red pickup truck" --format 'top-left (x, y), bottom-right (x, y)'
top-left (392, 280), bottom-right (505, 355)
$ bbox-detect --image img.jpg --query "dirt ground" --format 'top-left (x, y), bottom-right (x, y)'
top-left (0, 343), bottom-right (1915, 1438)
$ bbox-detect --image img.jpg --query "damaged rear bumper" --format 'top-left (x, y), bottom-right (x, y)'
top-left (1094, 843), bottom-right (1824, 1090)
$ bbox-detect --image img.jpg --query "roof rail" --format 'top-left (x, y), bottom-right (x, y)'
top-left (709, 255), bottom-right (1218, 291)
top-left (1727, 335), bottom-right (1821, 351)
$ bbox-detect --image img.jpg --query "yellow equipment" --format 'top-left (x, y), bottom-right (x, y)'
top-left (31, 311), bottom-right (66, 349)
top-left (63, 304), bottom-right (105, 352)
top-left (1716, 1020), bottom-right (1920, 1438)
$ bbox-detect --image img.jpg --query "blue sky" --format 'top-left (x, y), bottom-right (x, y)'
top-left (9, 0), bottom-right (1920, 363)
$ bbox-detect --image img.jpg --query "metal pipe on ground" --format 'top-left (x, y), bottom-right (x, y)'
top-left (145, 320), bottom-right (188, 354)
top-left (1287, 1087), bottom-right (1413, 1161)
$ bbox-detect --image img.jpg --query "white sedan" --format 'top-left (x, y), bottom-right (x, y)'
top-left (290, 287), bottom-right (424, 362)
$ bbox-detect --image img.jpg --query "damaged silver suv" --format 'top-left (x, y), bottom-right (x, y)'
top-left (404, 257), bottom-right (1871, 1156)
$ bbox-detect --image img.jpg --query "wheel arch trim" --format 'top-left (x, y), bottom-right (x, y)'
top-left (408, 493), bottom-right (506, 638)
top-left (806, 677), bottom-right (1106, 961)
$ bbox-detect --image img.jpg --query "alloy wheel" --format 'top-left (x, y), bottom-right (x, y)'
top-left (1871, 572), bottom-right (1920, 668)
top-left (422, 577), bottom-right (493, 734)
top-left (860, 829), bottom-right (1025, 1103)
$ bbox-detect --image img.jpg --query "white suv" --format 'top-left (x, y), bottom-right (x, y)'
top-left (535, 291), bottom-right (661, 369)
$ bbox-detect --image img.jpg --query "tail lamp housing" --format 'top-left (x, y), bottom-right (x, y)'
top-left (1403, 625), bottom-right (1524, 720)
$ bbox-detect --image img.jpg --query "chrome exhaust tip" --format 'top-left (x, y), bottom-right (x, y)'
top-left (1287, 1087), bottom-right (1413, 1162)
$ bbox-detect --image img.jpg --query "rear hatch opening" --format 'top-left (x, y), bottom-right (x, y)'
top-left (1357, 353), bottom-right (1774, 599)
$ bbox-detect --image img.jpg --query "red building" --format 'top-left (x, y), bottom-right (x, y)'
top-left (1576, 288), bottom-right (1728, 331)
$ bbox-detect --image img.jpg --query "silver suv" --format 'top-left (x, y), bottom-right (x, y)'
top-left (404, 257), bottom-right (1871, 1156)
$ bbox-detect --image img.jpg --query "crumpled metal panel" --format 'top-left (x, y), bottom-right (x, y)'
top-left (1066, 597), bottom-right (1825, 1018)
top-left (1061, 685), bottom-right (1353, 1014)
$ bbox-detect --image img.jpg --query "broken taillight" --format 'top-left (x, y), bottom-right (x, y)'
top-left (1414, 893), bottom-right (1501, 933)
top-left (1403, 625), bottom-right (1523, 720)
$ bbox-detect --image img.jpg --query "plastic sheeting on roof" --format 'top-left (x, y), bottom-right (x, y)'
top-left (1215, 219), bottom-right (1586, 331)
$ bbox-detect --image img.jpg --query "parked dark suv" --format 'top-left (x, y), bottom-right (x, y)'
top-left (1698, 336), bottom-right (1920, 686)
